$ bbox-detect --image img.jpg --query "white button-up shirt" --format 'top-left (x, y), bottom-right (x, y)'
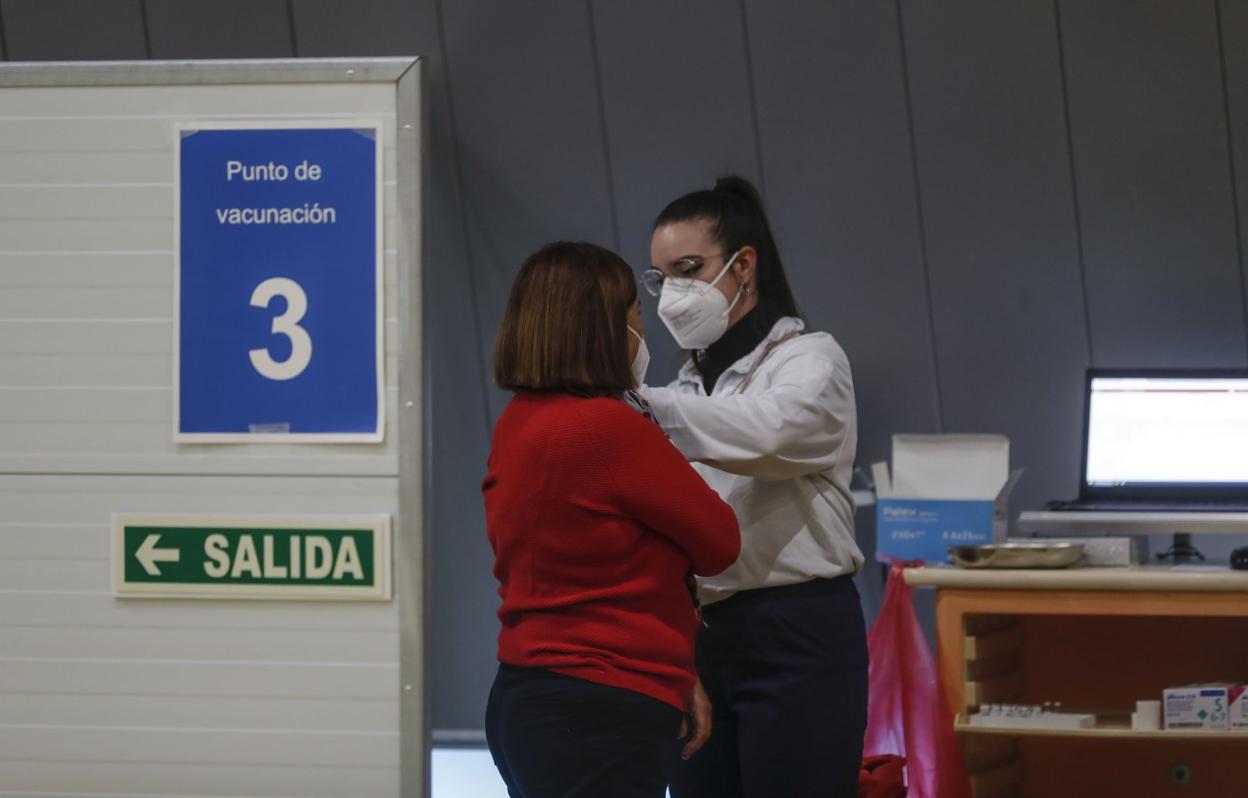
top-left (642, 316), bottom-right (865, 605)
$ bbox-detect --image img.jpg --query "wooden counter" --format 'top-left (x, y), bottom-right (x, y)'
top-left (903, 565), bottom-right (1248, 798)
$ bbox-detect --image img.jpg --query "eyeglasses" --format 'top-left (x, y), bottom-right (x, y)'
top-left (640, 252), bottom-right (732, 297)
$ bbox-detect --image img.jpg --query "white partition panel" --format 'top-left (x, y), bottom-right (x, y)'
top-left (0, 59), bottom-right (424, 798)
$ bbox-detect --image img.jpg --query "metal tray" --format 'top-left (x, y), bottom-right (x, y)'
top-left (949, 542), bottom-right (1084, 569)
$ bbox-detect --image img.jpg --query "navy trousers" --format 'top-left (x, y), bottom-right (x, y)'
top-left (485, 664), bottom-right (683, 798)
top-left (670, 576), bottom-right (869, 798)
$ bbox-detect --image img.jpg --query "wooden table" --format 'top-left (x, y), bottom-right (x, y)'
top-left (904, 566), bottom-right (1248, 798)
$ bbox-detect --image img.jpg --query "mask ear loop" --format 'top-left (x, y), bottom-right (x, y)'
top-left (710, 250), bottom-right (745, 319)
top-left (705, 250), bottom-right (741, 290)
top-left (721, 282), bottom-right (744, 318)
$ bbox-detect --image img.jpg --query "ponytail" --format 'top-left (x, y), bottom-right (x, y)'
top-left (654, 175), bottom-right (801, 323)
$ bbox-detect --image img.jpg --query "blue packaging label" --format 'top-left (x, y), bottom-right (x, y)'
top-left (876, 499), bottom-right (995, 562)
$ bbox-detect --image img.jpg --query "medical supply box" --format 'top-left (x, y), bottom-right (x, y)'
top-left (1164, 684), bottom-right (1243, 731)
top-left (873, 434), bottom-right (1022, 564)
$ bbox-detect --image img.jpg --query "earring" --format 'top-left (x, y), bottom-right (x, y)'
top-left (742, 284), bottom-right (752, 295)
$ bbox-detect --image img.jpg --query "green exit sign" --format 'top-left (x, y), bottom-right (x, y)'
top-left (112, 514), bottom-right (391, 600)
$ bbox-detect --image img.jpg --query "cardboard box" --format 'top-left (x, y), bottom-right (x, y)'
top-left (874, 435), bottom-right (1022, 563)
top-left (1164, 685), bottom-right (1237, 730)
top-left (1231, 686), bottom-right (1248, 730)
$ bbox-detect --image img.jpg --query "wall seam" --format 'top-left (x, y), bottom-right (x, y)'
top-left (139, 0), bottom-right (154, 59)
top-left (894, 0), bottom-right (946, 432)
top-left (1052, 0), bottom-right (1096, 367)
top-left (1215, 0), bottom-right (1248, 363)
top-left (737, 0), bottom-right (768, 198)
top-left (284, 0), bottom-right (300, 57)
top-left (434, 0), bottom-right (494, 441)
top-left (0, 2), bottom-right (9, 60)
top-left (584, 0), bottom-right (621, 251)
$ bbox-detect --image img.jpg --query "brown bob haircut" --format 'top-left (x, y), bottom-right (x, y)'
top-left (494, 241), bottom-right (637, 395)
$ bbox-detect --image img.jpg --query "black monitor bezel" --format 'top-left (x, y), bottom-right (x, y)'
top-left (1080, 368), bottom-right (1248, 502)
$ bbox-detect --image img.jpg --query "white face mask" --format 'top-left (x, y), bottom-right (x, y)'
top-left (657, 251), bottom-right (743, 350)
top-left (627, 326), bottom-right (649, 387)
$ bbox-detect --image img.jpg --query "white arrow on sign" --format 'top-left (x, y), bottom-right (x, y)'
top-left (136, 534), bottom-right (180, 576)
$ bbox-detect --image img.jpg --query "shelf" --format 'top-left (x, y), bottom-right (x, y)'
top-left (956, 716), bottom-right (1248, 741)
top-left (904, 564), bottom-right (1248, 592)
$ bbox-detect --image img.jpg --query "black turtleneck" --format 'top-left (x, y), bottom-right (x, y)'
top-left (696, 304), bottom-right (778, 394)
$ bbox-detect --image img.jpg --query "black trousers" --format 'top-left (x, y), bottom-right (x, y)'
top-left (670, 576), bottom-right (869, 798)
top-left (485, 664), bottom-right (683, 798)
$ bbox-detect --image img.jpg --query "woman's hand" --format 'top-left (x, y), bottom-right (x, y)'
top-left (679, 678), bottom-right (712, 760)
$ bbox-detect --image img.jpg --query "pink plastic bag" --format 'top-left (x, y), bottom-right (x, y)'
top-left (863, 563), bottom-right (971, 798)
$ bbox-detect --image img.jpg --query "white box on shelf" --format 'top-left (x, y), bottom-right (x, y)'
top-left (1132, 699), bottom-right (1161, 731)
top-left (968, 711), bottom-right (1095, 731)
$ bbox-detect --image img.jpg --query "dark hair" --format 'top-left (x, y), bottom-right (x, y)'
top-left (653, 175), bottom-right (801, 323)
top-left (494, 241), bottom-right (638, 395)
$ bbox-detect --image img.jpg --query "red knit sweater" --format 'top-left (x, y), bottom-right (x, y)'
top-left (483, 392), bottom-right (740, 711)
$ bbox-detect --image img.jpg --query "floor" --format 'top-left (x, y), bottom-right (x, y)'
top-left (432, 747), bottom-right (674, 797)
top-left (432, 748), bottom-right (509, 797)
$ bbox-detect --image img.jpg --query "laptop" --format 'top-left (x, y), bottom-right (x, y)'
top-left (1047, 369), bottom-right (1248, 512)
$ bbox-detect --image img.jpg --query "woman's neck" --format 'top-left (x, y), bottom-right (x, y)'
top-left (696, 305), bottom-right (774, 394)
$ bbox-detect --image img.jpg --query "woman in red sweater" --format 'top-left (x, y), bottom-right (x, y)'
top-left (483, 241), bottom-right (740, 798)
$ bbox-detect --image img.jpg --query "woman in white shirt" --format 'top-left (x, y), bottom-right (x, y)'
top-left (640, 176), bottom-right (867, 798)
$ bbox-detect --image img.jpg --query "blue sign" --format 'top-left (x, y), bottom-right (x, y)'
top-left (176, 124), bottom-right (382, 441)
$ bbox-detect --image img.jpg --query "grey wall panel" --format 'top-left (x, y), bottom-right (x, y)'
top-left (1192, 0), bottom-right (1248, 563)
top-left (418, 106), bottom-right (499, 732)
top-left (1223, 0), bottom-right (1248, 337)
top-left (407, 19), bottom-right (497, 743)
top-left (900, 1), bottom-right (1089, 511)
top-left (1, 0), bottom-right (146, 60)
top-left (589, 0), bottom-right (761, 379)
top-left (440, 0), bottom-right (616, 424)
top-left (291, 0), bottom-right (421, 57)
top-left (745, 0), bottom-right (940, 467)
top-left (145, 0), bottom-right (294, 59)
top-left (294, 1), bottom-right (496, 733)
top-left (431, 0), bottom-right (617, 725)
top-left (1060, 0), bottom-right (1246, 367)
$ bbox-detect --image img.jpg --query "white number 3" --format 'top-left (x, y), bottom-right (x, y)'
top-left (249, 277), bottom-right (313, 381)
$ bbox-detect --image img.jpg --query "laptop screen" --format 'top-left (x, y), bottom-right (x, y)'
top-left (1082, 370), bottom-right (1248, 498)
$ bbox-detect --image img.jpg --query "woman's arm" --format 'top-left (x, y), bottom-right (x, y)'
top-left (644, 338), bottom-right (855, 480)
top-left (600, 403), bottom-right (741, 576)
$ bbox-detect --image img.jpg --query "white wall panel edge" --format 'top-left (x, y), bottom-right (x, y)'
top-left (0, 454), bottom-right (399, 476)
top-left (394, 58), bottom-right (429, 798)
top-left (0, 58), bottom-right (417, 88)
